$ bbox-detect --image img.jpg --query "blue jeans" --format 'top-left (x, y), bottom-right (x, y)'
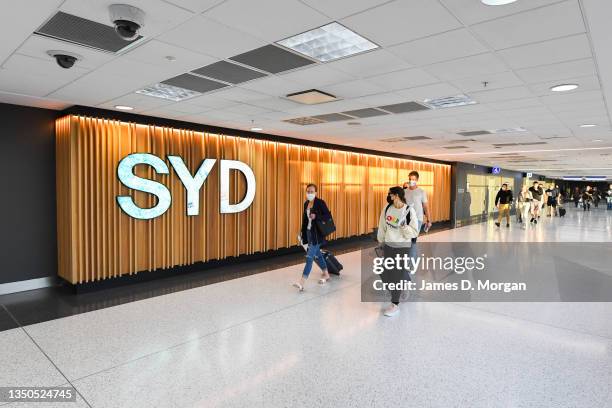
top-left (408, 221), bottom-right (423, 260)
top-left (303, 230), bottom-right (327, 278)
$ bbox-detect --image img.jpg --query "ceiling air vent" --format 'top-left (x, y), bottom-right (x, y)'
top-left (423, 94), bottom-right (477, 109)
top-left (377, 101), bottom-right (430, 114)
top-left (283, 117), bottom-right (326, 126)
top-left (35, 11), bottom-right (142, 53)
top-left (311, 113), bottom-right (353, 122)
top-left (443, 145), bottom-right (469, 149)
top-left (380, 136), bottom-right (431, 142)
top-left (457, 130), bottom-right (492, 136)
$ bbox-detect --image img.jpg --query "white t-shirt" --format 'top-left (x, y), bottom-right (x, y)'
top-left (306, 208), bottom-right (312, 230)
top-left (404, 187), bottom-right (428, 222)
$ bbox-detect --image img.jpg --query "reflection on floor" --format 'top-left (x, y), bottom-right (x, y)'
top-left (1, 207), bottom-right (611, 407)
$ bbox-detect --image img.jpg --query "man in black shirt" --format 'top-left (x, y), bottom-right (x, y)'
top-left (495, 183), bottom-right (513, 227)
top-left (528, 181), bottom-right (543, 224)
top-left (545, 183), bottom-right (559, 216)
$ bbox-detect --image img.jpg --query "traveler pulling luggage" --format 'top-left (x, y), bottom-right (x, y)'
top-left (297, 236), bottom-right (343, 276)
top-left (293, 183), bottom-right (342, 291)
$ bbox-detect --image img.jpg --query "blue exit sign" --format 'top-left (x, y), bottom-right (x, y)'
top-left (491, 167), bottom-right (501, 174)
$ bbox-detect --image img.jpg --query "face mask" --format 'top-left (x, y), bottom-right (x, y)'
top-left (409, 180), bottom-right (417, 187)
top-left (386, 194), bottom-right (394, 204)
top-left (306, 192), bottom-right (316, 201)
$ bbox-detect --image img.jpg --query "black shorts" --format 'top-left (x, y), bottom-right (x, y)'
top-left (547, 197), bottom-right (557, 206)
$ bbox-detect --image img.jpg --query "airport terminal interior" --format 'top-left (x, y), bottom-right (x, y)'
top-left (1, 0), bottom-right (611, 407)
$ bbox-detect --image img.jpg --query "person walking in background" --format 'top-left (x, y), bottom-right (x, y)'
top-left (495, 183), bottom-right (513, 228)
top-left (377, 186), bottom-right (419, 317)
top-left (606, 184), bottom-right (612, 210)
top-left (529, 181), bottom-right (543, 224)
top-left (545, 183), bottom-right (559, 217)
top-left (592, 187), bottom-right (601, 208)
top-left (582, 186), bottom-right (593, 211)
top-left (293, 184), bottom-right (331, 291)
top-left (517, 185), bottom-right (532, 229)
top-left (573, 187), bottom-right (581, 208)
top-left (403, 171), bottom-right (431, 260)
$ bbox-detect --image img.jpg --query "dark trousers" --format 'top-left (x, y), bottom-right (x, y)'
top-left (381, 245), bottom-right (411, 304)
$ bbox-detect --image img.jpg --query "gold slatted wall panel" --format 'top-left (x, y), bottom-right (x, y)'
top-left (56, 115), bottom-right (451, 284)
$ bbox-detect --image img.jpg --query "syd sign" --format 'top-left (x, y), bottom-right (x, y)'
top-left (116, 153), bottom-right (256, 220)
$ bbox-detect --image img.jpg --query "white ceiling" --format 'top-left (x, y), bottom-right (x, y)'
top-left (1, 0), bottom-right (612, 179)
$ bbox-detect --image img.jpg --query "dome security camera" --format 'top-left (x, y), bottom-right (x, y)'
top-left (109, 4), bottom-right (145, 41)
top-left (46, 51), bottom-right (82, 69)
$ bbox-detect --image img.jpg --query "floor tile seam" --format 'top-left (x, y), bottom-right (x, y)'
top-left (62, 281), bottom-right (363, 384)
top-left (451, 301), bottom-right (612, 342)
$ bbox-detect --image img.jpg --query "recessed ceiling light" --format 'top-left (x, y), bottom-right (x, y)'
top-left (165, 56), bottom-right (176, 62)
top-left (136, 83), bottom-right (201, 101)
top-left (592, 139), bottom-right (603, 142)
top-left (276, 22), bottom-right (379, 62)
top-left (580, 124), bottom-right (597, 128)
top-left (251, 127), bottom-right (263, 131)
top-left (347, 122), bottom-right (361, 126)
top-left (481, 0), bottom-right (518, 5)
top-left (550, 84), bottom-right (578, 92)
top-left (345, 143), bottom-right (354, 146)
top-left (114, 105), bottom-right (134, 111)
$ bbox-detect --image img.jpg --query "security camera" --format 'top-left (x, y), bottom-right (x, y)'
top-left (109, 4), bottom-right (145, 41)
top-left (46, 51), bottom-right (81, 69)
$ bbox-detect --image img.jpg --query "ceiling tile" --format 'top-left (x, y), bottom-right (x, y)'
top-left (157, 16), bottom-right (266, 59)
top-left (470, 1), bottom-right (585, 50)
top-left (163, 0), bottom-right (225, 13)
top-left (388, 28), bottom-right (488, 66)
top-left (0, 0), bottom-right (64, 65)
top-left (497, 33), bottom-right (592, 70)
top-left (98, 93), bottom-right (175, 112)
top-left (324, 79), bottom-right (385, 98)
top-left (427, 53), bottom-right (508, 81)
top-left (326, 49), bottom-right (411, 77)
top-left (0, 90), bottom-right (70, 110)
top-left (451, 71), bottom-right (524, 93)
top-left (185, 94), bottom-right (239, 109)
top-left (341, 0), bottom-right (461, 47)
top-left (239, 76), bottom-right (304, 97)
top-left (366, 68), bottom-right (439, 91)
top-left (301, 0), bottom-right (390, 19)
top-left (439, 0), bottom-right (563, 26)
top-left (204, 0), bottom-right (330, 42)
top-left (211, 87), bottom-right (272, 102)
top-left (246, 97), bottom-right (302, 112)
top-left (280, 64), bottom-right (356, 88)
top-left (123, 40), bottom-right (217, 73)
top-left (515, 58), bottom-right (596, 84)
top-left (394, 82), bottom-right (462, 101)
top-left (470, 86), bottom-right (534, 104)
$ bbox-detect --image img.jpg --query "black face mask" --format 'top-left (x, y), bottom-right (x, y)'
top-left (386, 194), bottom-right (394, 204)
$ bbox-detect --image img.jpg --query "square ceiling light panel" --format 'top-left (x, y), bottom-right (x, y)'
top-left (136, 83), bottom-right (201, 102)
top-left (342, 108), bottom-right (389, 118)
top-left (230, 44), bottom-right (315, 74)
top-left (162, 74), bottom-right (228, 94)
top-left (377, 101), bottom-right (430, 114)
top-left (276, 22), bottom-right (379, 62)
top-left (423, 94), bottom-right (477, 109)
top-left (36, 12), bottom-right (142, 53)
top-left (191, 61), bottom-right (267, 84)
top-left (286, 89), bottom-right (337, 104)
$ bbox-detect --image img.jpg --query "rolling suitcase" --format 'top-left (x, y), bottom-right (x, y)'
top-left (559, 207), bottom-right (566, 217)
top-left (321, 250), bottom-right (343, 275)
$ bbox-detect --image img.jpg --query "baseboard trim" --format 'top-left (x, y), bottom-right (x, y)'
top-left (0, 277), bottom-right (59, 296)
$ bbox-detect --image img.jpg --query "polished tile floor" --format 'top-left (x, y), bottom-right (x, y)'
top-left (1, 207), bottom-right (611, 407)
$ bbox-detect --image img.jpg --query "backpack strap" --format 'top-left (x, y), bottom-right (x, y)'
top-left (385, 203), bottom-right (411, 225)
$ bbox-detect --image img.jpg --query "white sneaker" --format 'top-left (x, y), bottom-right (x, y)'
top-left (383, 304), bottom-right (400, 317)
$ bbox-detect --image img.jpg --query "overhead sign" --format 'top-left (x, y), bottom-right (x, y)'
top-left (491, 167), bottom-right (501, 174)
top-left (526, 172), bottom-right (533, 178)
top-left (116, 153), bottom-right (256, 220)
